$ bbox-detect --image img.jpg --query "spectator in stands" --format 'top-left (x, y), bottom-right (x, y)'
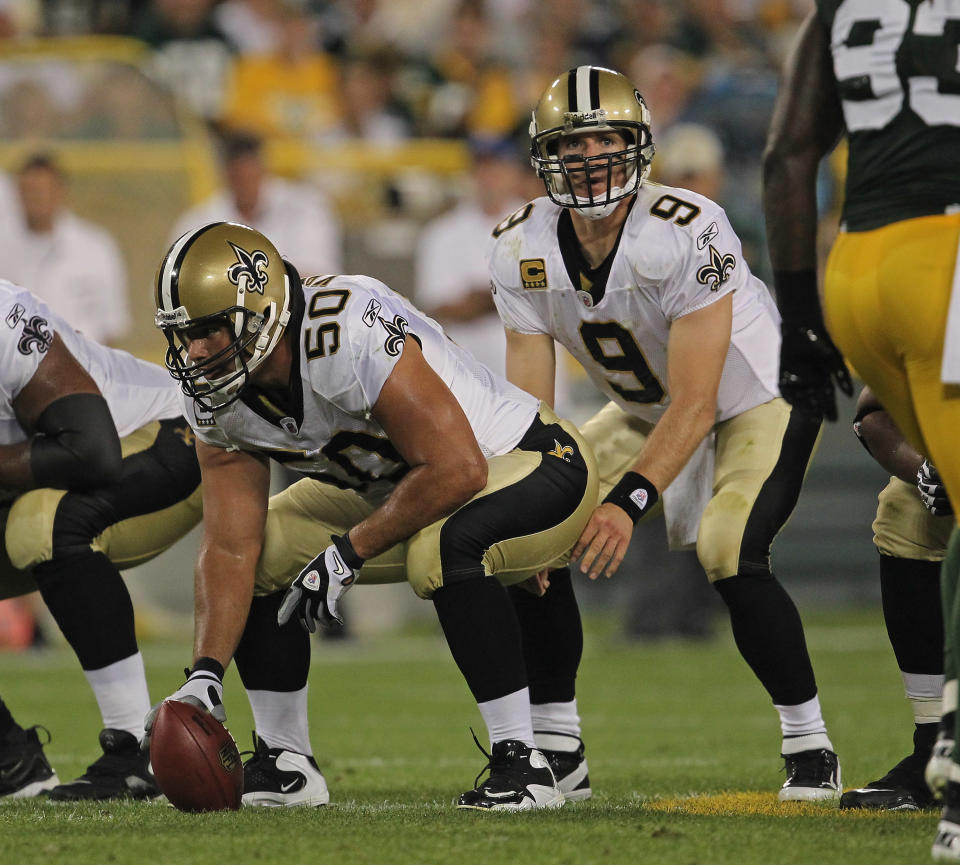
top-left (169, 130), bottom-right (342, 278)
top-left (132, 0), bottom-right (235, 122)
top-left (423, 0), bottom-right (520, 138)
top-left (319, 52), bottom-right (411, 145)
top-left (0, 153), bottom-right (132, 346)
top-left (414, 135), bottom-right (526, 376)
top-left (218, 1), bottom-right (342, 142)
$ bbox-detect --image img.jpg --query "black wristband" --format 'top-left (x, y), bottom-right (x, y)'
top-left (332, 533), bottom-right (365, 570)
top-left (602, 472), bottom-right (658, 525)
top-left (772, 269), bottom-right (824, 328)
top-left (190, 656), bottom-right (225, 681)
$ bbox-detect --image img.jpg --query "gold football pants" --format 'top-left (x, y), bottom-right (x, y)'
top-left (580, 397), bottom-right (818, 582)
top-left (824, 212), bottom-right (960, 522)
top-left (254, 404), bottom-right (598, 598)
top-left (1, 418), bottom-right (202, 599)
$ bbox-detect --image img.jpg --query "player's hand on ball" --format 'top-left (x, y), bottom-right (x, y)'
top-left (144, 660), bottom-right (225, 751)
top-left (278, 534), bottom-right (362, 633)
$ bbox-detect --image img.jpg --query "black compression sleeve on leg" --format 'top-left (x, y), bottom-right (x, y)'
top-left (235, 592), bottom-right (311, 692)
top-left (31, 394), bottom-right (122, 490)
top-left (507, 567), bottom-right (582, 704)
top-left (714, 572), bottom-right (818, 707)
top-left (433, 576), bottom-right (527, 704)
top-left (879, 554), bottom-right (944, 675)
top-left (33, 551), bottom-right (137, 670)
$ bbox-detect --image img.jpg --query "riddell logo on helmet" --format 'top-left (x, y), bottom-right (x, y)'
top-left (226, 242), bottom-right (270, 295)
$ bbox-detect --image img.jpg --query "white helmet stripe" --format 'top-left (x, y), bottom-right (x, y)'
top-left (575, 65), bottom-right (593, 112)
top-left (159, 228), bottom-right (197, 312)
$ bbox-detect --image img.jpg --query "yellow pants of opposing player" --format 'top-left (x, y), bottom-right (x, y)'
top-left (824, 212), bottom-right (960, 523)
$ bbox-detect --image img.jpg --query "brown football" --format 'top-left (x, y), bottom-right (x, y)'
top-left (150, 699), bottom-right (243, 812)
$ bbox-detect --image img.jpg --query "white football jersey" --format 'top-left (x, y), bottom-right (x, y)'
top-left (0, 280), bottom-right (182, 448)
top-left (490, 184), bottom-right (780, 424)
top-left (185, 274), bottom-right (538, 504)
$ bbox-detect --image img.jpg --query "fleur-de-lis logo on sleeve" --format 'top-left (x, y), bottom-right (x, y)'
top-left (17, 315), bottom-right (53, 356)
top-left (377, 314), bottom-right (409, 356)
top-left (695, 245), bottom-right (736, 290)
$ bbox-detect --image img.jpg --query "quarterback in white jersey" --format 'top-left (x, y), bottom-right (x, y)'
top-left (0, 280), bottom-right (201, 803)
top-left (152, 222), bottom-right (597, 810)
top-left (495, 65), bottom-right (843, 801)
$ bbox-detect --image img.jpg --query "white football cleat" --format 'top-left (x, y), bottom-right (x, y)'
top-left (241, 734), bottom-right (329, 807)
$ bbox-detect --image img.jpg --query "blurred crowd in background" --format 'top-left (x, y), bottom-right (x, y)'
top-left (0, 0), bottom-right (872, 648)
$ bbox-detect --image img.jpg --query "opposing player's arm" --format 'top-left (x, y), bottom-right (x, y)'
top-left (574, 295), bottom-right (731, 580)
top-left (505, 327), bottom-right (557, 407)
top-left (348, 336), bottom-right (488, 560)
top-left (853, 386), bottom-right (924, 483)
top-left (193, 439), bottom-right (271, 668)
top-left (762, 8), bottom-right (844, 273)
top-left (1, 334), bottom-right (121, 490)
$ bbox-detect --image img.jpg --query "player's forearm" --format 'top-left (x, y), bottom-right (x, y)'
top-left (192, 542), bottom-right (259, 669)
top-left (629, 399), bottom-right (716, 494)
top-left (347, 459), bottom-right (487, 560)
top-left (762, 151), bottom-right (821, 274)
top-left (856, 411), bottom-right (924, 484)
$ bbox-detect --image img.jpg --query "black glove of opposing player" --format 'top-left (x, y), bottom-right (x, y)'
top-left (775, 270), bottom-right (853, 422)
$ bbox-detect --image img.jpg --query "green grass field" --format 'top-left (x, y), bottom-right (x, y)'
top-left (0, 608), bottom-right (939, 865)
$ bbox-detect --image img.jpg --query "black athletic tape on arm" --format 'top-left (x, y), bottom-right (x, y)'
top-left (602, 471), bottom-right (658, 525)
top-left (31, 393), bottom-right (122, 490)
top-left (851, 404), bottom-right (884, 455)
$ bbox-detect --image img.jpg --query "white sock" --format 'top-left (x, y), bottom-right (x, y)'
top-left (531, 700), bottom-right (581, 743)
top-left (943, 679), bottom-right (958, 717)
top-left (84, 652), bottom-right (151, 740)
top-left (774, 694), bottom-right (833, 754)
top-left (246, 687), bottom-right (312, 755)
top-left (903, 672), bottom-right (943, 724)
top-left (477, 687), bottom-right (534, 748)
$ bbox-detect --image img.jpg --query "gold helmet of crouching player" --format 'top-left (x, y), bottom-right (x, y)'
top-left (154, 222), bottom-right (292, 411)
top-left (530, 65), bottom-right (655, 220)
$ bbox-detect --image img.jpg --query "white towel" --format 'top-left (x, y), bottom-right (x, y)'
top-left (662, 432), bottom-right (715, 550)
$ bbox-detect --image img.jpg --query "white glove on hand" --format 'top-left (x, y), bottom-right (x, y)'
top-left (278, 534), bottom-right (362, 632)
top-left (917, 459), bottom-right (954, 517)
top-left (144, 660), bottom-right (226, 749)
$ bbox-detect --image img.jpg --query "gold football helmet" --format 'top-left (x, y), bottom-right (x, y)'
top-left (530, 65), bottom-right (655, 218)
top-left (154, 222), bottom-right (292, 410)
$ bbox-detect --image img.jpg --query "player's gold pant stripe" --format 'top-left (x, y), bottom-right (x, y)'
top-left (824, 212), bottom-right (960, 522)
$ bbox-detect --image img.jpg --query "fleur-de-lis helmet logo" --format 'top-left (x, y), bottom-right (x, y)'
top-left (696, 244), bottom-right (736, 291)
top-left (227, 241), bottom-right (270, 295)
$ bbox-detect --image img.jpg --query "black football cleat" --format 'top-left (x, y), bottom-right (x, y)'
top-left (0, 725), bottom-right (59, 800)
top-left (457, 734), bottom-right (564, 811)
top-left (535, 731), bottom-right (591, 802)
top-left (49, 729), bottom-right (159, 801)
top-left (778, 748), bottom-right (842, 801)
top-left (840, 750), bottom-right (935, 811)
